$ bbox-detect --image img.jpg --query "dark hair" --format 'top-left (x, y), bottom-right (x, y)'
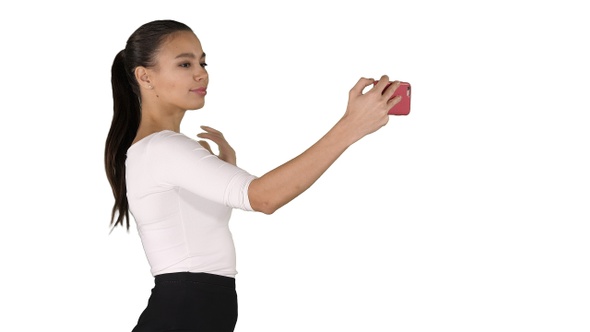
top-left (105, 20), bottom-right (193, 230)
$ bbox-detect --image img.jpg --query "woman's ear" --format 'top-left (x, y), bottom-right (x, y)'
top-left (134, 66), bottom-right (153, 89)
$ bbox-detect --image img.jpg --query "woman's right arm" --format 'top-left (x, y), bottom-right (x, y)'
top-left (248, 76), bottom-right (403, 214)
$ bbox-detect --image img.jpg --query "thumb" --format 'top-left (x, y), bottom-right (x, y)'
top-left (349, 77), bottom-right (375, 96)
top-left (198, 140), bottom-right (214, 154)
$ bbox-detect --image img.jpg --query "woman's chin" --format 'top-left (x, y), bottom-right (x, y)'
top-left (186, 102), bottom-right (205, 111)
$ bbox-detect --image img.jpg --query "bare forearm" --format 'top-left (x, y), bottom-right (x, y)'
top-left (248, 117), bottom-right (359, 214)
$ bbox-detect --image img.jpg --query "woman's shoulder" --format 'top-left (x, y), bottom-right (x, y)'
top-left (130, 130), bottom-right (207, 159)
top-left (129, 130), bottom-right (185, 151)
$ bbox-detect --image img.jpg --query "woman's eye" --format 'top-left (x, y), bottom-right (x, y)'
top-left (200, 62), bottom-right (208, 68)
top-left (180, 63), bottom-right (191, 68)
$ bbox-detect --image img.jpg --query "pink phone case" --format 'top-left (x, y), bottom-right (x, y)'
top-left (374, 81), bottom-right (411, 115)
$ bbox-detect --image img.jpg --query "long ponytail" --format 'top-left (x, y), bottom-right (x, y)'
top-left (105, 20), bottom-right (193, 231)
top-left (104, 50), bottom-right (140, 230)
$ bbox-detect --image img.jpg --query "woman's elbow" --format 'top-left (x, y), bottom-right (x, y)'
top-left (248, 181), bottom-right (281, 215)
top-left (250, 199), bottom-right (279, 215)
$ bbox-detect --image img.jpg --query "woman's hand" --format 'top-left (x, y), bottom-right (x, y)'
top-left (196, 126), bottom-right (237, 166)
top-left (341, 75), bottom-right (402, 142)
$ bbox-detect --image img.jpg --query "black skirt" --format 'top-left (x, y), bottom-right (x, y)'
top-left (132, 272), bottom-right (238, 332)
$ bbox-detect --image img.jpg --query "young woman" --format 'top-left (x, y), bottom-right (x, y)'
top-left (105, 19), bottom-right (403, 332)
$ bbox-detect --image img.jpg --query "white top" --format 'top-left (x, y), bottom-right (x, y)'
top-left (125, 130), bottom-right (256, 278)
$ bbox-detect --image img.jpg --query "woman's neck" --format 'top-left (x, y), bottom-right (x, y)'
top-left (132, 106), bottom-right (187, 145)
top-left (139, 105), bottom-right (186, 133)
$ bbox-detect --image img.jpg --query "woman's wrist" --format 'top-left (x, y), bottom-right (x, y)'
top-left (332, 114), bottom-right (365, 147)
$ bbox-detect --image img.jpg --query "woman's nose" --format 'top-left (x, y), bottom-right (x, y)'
top-left (194, 68), bottom-right (208, 81)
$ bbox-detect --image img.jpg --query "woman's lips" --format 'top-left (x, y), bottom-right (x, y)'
top-left (192, 87), bottom-right (207, 96)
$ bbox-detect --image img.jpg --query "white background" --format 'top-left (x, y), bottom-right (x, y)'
top-left (1, 1), bottom-right (588, 331)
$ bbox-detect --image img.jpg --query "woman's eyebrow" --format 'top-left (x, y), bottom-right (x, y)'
top-left (175, 52), bottom-right (206, 59)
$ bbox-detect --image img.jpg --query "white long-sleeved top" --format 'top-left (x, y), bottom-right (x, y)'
top-left (125, 130), bottom-right (256, 278)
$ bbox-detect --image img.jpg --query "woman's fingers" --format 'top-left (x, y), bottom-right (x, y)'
top-left (200, 125), bottom-right (222, 135)
top-left (350, 77), bottom-right (376, 96)
top-left (198, 140), bottom-right (214, 154)
top-left (386, 94), bottom-right (402, 107)
top-left (372, 75), bottom-right (391, 93)
top-left (196, 126), bottom-right (237, 165)
top-left (197, 126), bottom-right (222, 139)
top-left (382, 80), bottom-right (401, 98)
top-left (197, 126), bottom-right (226, 145)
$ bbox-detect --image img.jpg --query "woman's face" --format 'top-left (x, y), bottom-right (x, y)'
top-left (146, 31), bottom-right (209, 111)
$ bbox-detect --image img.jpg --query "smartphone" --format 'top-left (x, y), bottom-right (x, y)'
top-left (374, 81), bottom-right (412, 115)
